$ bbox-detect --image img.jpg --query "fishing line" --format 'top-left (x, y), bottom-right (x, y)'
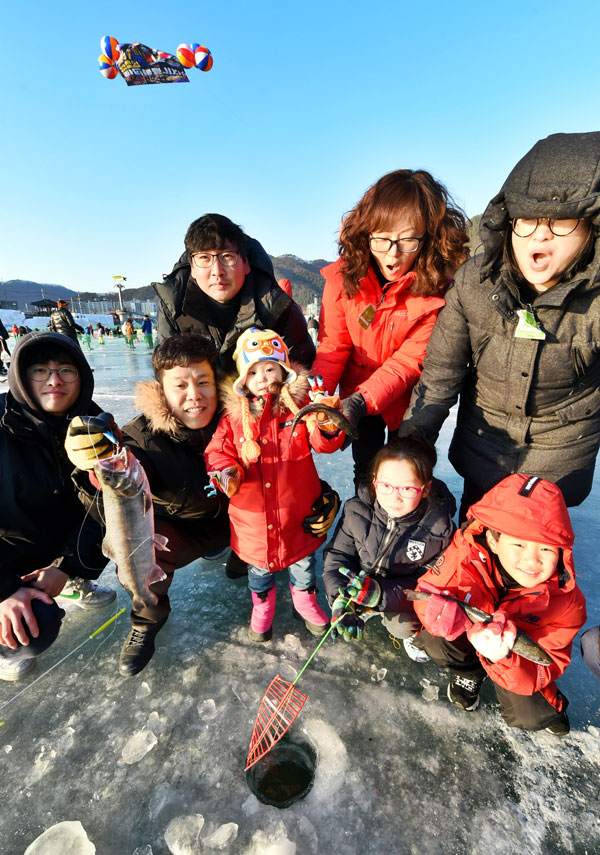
top-left (0, 607), bottom-right (126, 721)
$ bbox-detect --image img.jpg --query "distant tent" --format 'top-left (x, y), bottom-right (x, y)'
top-left (31, 298), bottom-right (58, 316)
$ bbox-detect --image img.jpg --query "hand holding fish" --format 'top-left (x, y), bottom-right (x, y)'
top-left (420, 580), bottom-right (472, 641)
top-left (65, 412), bottom-right (122, 470)
top-left (207, 466), bottom-right (242, 499)
top-left (305, 376), bottom-right (343, 434)
top-left (467, 611), bottom-right (517, 662)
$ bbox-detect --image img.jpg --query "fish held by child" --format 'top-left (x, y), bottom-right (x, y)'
top-left (405, 590), bottom-right (552, 666)
top-left (289, 403), bottom-right (359, 441)
top-left (94, 447), bottom-right (169, 612)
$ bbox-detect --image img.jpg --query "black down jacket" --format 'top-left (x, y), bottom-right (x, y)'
top-left (154, 238), bottom-right (315, 372)
top-left (0, 332), bottom-right (104, 601)
top-left (47, 307), bottom-right (84, 342)
top-left (403, 132), bottom-right (600, 505)
top-left (322, 479), bottom-right (456, 610)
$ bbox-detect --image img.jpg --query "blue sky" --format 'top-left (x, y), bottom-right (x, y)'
top-left (1, 0), bottom-right (598, 294)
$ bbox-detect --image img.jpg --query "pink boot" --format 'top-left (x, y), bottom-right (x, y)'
top-left (249, 588), bottom-right (276, 642)
top-left (290, 585), bottom-right (330, 637)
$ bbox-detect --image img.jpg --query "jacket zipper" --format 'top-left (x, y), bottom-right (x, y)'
top-left (371, 517), bottom-right (397, 574)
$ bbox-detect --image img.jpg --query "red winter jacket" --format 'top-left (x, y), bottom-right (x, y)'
top-left (311, 259), bottom-right (446, 430)
top-left (414, 475), bottom-right (587, 711)
top-left (204, 374), bottom-right (344, 571)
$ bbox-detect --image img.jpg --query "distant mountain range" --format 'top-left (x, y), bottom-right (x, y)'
top-left (4, 220), bottom-right (482, 312)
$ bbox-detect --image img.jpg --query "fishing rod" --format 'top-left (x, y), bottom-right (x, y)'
top-left (0, 607), bottom-right (126, 722)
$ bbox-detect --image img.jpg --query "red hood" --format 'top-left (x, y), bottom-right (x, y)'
top-left (466, 474), bottom-right (575, 586)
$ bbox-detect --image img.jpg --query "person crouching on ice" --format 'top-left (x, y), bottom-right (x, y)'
top-left (205, 327), bottom-right (345, 642)
top-left (411, 474), bottom-right (587, 736)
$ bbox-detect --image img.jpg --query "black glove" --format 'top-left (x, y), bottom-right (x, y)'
top-left (341, 392), bottom-right (367, 449)
top-left (65, 413), bottom-right (122, 470)
top-left (302, 480), bottom-right (341, 538)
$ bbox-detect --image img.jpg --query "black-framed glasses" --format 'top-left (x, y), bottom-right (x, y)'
top-left (511, 218), bottom-right (581, 238)
top-left (27, 365), bottom-right (79, 383)
top-left (369, 235), bottom-right (425, 254)
top-left (191, 251), bottom-right (241, 268)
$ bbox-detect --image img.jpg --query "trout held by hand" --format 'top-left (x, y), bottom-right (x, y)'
top-left (95, 447), bottom-right (169, 612)
top-left (405, 590), bottom-right (553, 666)
top-left (289, 403), bottom-right (359, 441)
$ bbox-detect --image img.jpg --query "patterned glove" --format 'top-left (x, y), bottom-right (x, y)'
top-left (339, 567), bottom-right (382, 608)
top-left (331, 589), bottom-right (364, 641)
top-left (207, 466), bottom-right (242, 499)
top-left (302, 482), bottom-right (341, 537)
top-left (419, 581), bottom-right (472, 641)
top-left (307, 375), bottom-right (330, 401)
top-left (467, 611), bottom-right (517, 662)
top-left (65, 413), bottom-right (122, 470)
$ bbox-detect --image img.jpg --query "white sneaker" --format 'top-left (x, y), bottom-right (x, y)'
top-left (403, 634), bottom-right (431, 663)
top-left (58, 578), bottom-right (116, 609)
top-left (0, 657), bottom-right (36, 682)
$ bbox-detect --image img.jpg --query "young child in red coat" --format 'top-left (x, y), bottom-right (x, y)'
top-left (205, 328), bottom-right (345, 642)
top-left (412, 474), bottom-right (587, 736)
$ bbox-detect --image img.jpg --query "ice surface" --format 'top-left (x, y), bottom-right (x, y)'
top-left (24, 820), bottom-right (95, 854)
top-left (1, 341), bottom-right (599, 854)
top-left (122, 729), bottom-right (158, 764)
top-left (133, 847), bottom-right (154, 855)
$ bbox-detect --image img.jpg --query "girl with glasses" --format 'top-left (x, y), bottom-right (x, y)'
top-left (401, 132), bottom-right (600, 519)
top-left (322, 437), bottom-right (455, 650)
top-left (311, 169), bottom-right (469, 491)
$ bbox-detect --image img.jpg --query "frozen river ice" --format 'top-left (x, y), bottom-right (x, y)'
top-left (2, 337), bottom-right (600, 854)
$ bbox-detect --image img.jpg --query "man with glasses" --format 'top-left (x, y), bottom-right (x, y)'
top-left (153, 213), bottom-right (315, 372)
top-left (0, 332), bottom-right (114, 681)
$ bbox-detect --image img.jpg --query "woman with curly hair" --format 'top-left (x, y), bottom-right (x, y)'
top-left (311, 169), bottom-right (469, 489)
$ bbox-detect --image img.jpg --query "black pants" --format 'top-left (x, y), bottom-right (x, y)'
top-left (0, 599), bottom-right (65, 662)
top-left (130, 516), bottom-right (230, 629)
top-left (352, 414), bottom-right (399, 491)
top-left (415, 629), bottom-right (568, 730)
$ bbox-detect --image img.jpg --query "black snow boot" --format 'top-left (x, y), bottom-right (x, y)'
top-left (225, 550), bottom-right (249, 579)
top-left (119, 626), bottom-right (160, 677)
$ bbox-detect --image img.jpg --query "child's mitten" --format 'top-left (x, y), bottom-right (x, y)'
top-left (467, 611), bottom-right (517, 662)
top-left (340, 567), bottom-right (381, 608)
top-left (419, 580), bottom-right (471, 641)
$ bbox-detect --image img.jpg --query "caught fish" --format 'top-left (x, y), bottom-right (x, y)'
top-left (290, 403), bottom-right (359, 441)
top-left (95, 447), bottom-right (169, 612)
top-left (405, 590), bottom-right (553, 666)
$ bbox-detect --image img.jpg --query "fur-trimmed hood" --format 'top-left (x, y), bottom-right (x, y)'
top-left (219, 364), bottom-right (310, 423)
top-left (134, 380), bottom-right (185, 436)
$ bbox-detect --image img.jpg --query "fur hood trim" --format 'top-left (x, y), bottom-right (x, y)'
top-left (220, 365), bottom-right (309, 423)
top-left (134, 380), bottom-right (184, 435)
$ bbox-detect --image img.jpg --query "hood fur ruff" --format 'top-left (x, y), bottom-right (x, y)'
top-left (134, 380), bottom-right (185, 435)
top-left (220, 364), bottom-right (310, 423)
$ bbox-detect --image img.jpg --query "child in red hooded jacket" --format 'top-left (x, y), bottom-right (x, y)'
top-left (412, 474), bottom-right (587, 735)
top-left (205, 328), bottom-right (345, 643)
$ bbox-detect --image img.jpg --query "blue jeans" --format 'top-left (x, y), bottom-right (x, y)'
top-left (248, 553), bottom-right (317, 594)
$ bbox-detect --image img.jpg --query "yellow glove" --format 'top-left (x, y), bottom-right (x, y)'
top-left (65, 413), bottom-right (122, 470)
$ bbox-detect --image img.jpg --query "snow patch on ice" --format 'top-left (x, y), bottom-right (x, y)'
top-left (24, 820), bottom-right (96, 854)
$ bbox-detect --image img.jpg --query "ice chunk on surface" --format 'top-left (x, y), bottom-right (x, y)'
top-left (122, 729), bottom-right (157, 764)
top-left (132, 847), bottom-right (154, 855)
top-left (197, 698), bottom-right (217, 720)
top-left (135, 681), bottom-right (151, 700)
top-left (24, 820), bottom-right (95, 854)
top-left (164, 814), bottom-right (204, 855)
top-left (203, 821), bottom-right (238, 848)
top-left (245, 821), bottom-right (296, 855)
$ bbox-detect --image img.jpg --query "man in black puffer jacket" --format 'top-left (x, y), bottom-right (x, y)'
top-left (0, 332), bottom-right (114, 681)
top-left (154, 213), bottom-right (315, 372)
top-left (47, 300), bottom-right (84, 345)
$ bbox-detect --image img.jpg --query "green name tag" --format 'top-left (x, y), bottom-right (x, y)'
top-left (515, 309), bottom-right (546, 340)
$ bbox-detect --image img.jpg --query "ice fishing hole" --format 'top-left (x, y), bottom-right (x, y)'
top-left (245, 732), bottom-right (317, 809)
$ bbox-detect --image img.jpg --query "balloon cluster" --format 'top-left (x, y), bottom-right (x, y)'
top-left (176, 43), bottom-right (214, 71)
top-left (98, 35), bottom-right (121, 79)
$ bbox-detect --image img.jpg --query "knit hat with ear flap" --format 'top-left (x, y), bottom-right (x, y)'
top-left (232, 327), bottom-right (300, 466)
top-left (233, 327), bottom-right (297, 396)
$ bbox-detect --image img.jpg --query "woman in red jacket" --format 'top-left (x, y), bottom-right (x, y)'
top-left (312, 169), bottom-right (469, 489)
